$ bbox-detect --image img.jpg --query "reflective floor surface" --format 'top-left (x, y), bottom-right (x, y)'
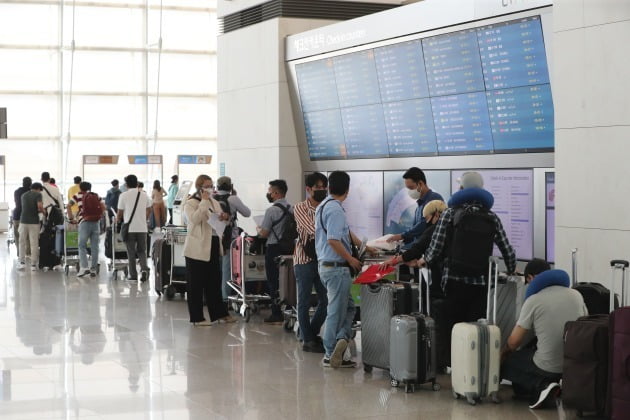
top-left (0, 234), bottom-right (577, 419)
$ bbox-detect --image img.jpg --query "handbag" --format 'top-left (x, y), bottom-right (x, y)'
top-left (120, 192), bottom-right (141, 242)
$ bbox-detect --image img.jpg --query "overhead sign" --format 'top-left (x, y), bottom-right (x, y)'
top-left (128, 155), bottom-right (163, 164)
top-left (178, 155), bottom-right (212, 165)
top-left (83, 155), bottom-right (119, 164)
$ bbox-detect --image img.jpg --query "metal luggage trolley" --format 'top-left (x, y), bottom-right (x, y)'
top-left (228, 232), bottom-right (271, 322)
top-left (161, 226), bottom-right (187, 300)
top-left (63, 219), bottom-right (80, 275)
top-left (106, 208), bottom-right (128, 279)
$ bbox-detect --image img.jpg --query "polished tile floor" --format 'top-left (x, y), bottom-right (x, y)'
top-left (0, 235), bottom-right (576, 419)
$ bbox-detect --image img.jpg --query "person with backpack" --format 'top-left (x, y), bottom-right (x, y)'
top-left (105, 179), bottom-right (121, 220)
top-left (13, 176), bottom-right (32, 258)
top-left (17, 182), bottom-right (44, 271)
top-left (418, 171), bottom-right (516, 326)
top-left (213, 176), bottom-right (251, 306)
top-left (293, 172), bottom-right (329, 353)
top-left (40, 172), bottom-right (64, 226)
top-left (68, 182), bottom-right (106, 278)
top-left (256, 179), bottom-right (295, 324)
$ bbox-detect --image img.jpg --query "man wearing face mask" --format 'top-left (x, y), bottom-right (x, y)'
top-left (387, 167), bottom-right (443, 247)
top-left (293, 172), bottom-right (329, 353)
top-left (256, 179), bottom-right (293, 324)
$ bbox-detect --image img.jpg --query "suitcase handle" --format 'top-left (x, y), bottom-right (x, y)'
top-left (486, 256), bottom-right (499, 324)
top-left (626, 356), bottom-right (630, 380)
top-left (609, 259), bottom-right (628, 309)
top-left (610, 260), bottom-right (629, 268)
top-left (571, 248), bottom-right (578, 286)
top-left (419, 267), bottom-right (431, 316)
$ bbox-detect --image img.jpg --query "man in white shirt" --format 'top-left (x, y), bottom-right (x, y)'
top-left (40, 171), bottom-right (63, 218)
top-left (116, 174), bottom-right (152, 282)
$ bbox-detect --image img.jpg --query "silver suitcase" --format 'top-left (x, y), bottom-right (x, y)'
top-left (488, 274), bottom-right (525, 348)
top-left (360, 282), bottom-right (418, 373)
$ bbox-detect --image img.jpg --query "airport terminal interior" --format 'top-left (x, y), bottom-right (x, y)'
top-left (0, 0), bottom-right (629, 418)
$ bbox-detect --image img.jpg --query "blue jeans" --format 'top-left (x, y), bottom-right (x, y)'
top-left (295, 261), bottom-right (328, 343)
top-left (78, 220), bottom-right (100, 270)
top-left (318, 264), bottom-right (355, 357)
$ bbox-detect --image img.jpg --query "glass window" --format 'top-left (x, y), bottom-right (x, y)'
top-left (0, 49), bottom-right (58, 91)
top-left (69, 96), bottom-right (144, 137)
top-left (149, 10), bottom-right (217, 52)
top-left (63, 6), bottom-right (144, 49)
top-left (148, 97), bottom-right (216, 138)
top-left (63, 51), bottom-right (144, 93)
top-left (0, 4), bottom-right (59, 45)
top-left (3, 140), bottom-right (59, 202)
top-left (148, 53), bottom-right (216, 94)
top-left (0, 95), bottom-right (59, 137)
top-left (152, 140), bottom-right (218, 183)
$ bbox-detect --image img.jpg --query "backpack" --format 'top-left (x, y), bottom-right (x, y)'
top-left (213, 193), bottom-right (237, 251)
top-left (271, 203), bottom-right (298, 255)
top-left (447, 204), bottom-right (496, 277)
top-left (82, 192), bottom-right (102, 222)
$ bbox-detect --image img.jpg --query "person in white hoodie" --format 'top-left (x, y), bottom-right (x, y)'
top-left (183, 174), bottom-right (236, 326)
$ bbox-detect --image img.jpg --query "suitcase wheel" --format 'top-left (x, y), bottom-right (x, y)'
top-left (363, 364), bottom-right (373, 373)
top-left (166, 285), bottom-right (176, 300)
top-left (432, 382), bottom-right (441, 392)
top-left (390, 379), bottom-right (399, 388)
top-left (491, 392), bottom-right (501, 404)
top-left (404, 383), bottom-right (414, 393)
top-left (466, 395), bottom-right (477, 406)
top-left (283, 317), bottom-right (295, 332)
top-left (452, 391), bottom-right (459, 400)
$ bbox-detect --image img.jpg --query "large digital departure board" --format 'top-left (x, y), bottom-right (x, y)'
top-left (293, 15), bottom-right (553, 160)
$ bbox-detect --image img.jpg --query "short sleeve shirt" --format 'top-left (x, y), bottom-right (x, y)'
top-left (20, 191), bottom-right (42, 224)
top-left (261, 198), bottom-right (292, 246)
top-left (315, 198), bottom-right (351, 263)
top-left (118, 190), bottom-right (152, 233)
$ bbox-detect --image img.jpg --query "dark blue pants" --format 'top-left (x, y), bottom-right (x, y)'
top-left (294, 261), bottom-right (328, 342)
top-left (265, 244), bottom-right (282, 315)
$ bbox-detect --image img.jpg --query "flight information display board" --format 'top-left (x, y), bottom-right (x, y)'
top-left (342, 172), bottom-right (384, 241)
top-left (294, 15), bottom-right (553, 160)
top-left (451, 169), bottom-right (534, 261)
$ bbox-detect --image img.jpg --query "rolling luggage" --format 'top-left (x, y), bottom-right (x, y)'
top-left (488, 274), bottom-right (526, 348)
top-left (571, 248), bottom-right (619, 315)
top-left (361, 281), bottom-right (418, 373)
top-left (563, 259), bottom-right (626, 417)
top-left (39, 225), bottom-right (61, 269)
top-left (277, 255), bottom-right (296, 308)
top-left (389, 268), bottom-right (440, 393)
top-left (609, 261), bottom-right (630, 420)
top-left (451, 257), bottom-right (501, 405)
top-left (152, 238), bottom-right (186, 298)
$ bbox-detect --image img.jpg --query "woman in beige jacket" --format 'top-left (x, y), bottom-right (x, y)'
top-left (184, 175), bottom-right (236, 325)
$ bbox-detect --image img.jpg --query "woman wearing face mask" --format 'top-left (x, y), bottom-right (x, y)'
top-left (183, 175), bottom-right (236, 326)
top-left (381, 200), bottom-right (447, 297)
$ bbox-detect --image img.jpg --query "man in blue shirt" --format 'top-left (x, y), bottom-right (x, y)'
top-left (315, 171), bottom-right (362, 369)
top-left (387, 167), bottom-right (443, 247)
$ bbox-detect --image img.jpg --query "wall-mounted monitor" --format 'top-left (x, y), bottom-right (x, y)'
top-left (342, 172), bottom-right (384, 241)
top-left (451, 169), bottom-right (534, 261)
top-left (545, 172), bottom-right (555, 263)
top-left (383, 170), bottom-right (451, 235)
top-left (292, 15), bottom-right (553, 161)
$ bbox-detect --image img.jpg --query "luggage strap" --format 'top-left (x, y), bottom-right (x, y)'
top-left (402, 282), bottom-right (412, 313)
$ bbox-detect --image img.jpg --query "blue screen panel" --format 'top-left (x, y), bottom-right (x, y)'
top-left (341, 104), bottom-right (389, 158)
top-left (374, 40), bottom-right (430, 103)
top-left (303, 109), bottom-right (347, 159)
top-left (423, 29), bottom-right (485, 97)
top-left (431, 92), bottom-right (494, 153)
top-left (383, 98), bottom-right (437, 156)
top-left (295, 59), bottom-right (339, 113)
top-left (486, 84), bottom-right (554, 151)
top-left (333, 51), bottom-right (382, 108)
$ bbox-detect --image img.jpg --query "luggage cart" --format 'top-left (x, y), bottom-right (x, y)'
top-left (160, 226), bottom-right (187, 300)
top-left (63, 219), bottom-right (80, 275)
top-left (277, 255), bottom-right (298, 332)
top-left (106, 208), bottom-right (128, 279)
top-left (227, 232), bottom-right (271, 322)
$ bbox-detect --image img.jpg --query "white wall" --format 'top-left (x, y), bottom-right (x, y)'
top-left (554, 0), bottom-right (630, 295)
top-left (217, 17), bottom-right (338, 234)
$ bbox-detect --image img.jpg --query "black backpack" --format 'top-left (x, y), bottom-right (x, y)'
top-left (42, 186), bottom-right (64, 227)
top-left (270, 203), bottom-right (298, 255)
top-left (447, 204), bottom-right (496, 277)
top-left (213, 193), bottom-right (238, 251)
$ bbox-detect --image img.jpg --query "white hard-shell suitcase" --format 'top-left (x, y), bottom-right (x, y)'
top-left (451, 257), bottom-right (502, 405)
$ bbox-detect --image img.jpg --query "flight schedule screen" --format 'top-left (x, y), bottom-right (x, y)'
top-left (294, 15), bottom-right (553, 160)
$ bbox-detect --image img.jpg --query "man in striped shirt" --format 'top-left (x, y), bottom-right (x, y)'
top-left (293, 172), bottom-right (329, 353)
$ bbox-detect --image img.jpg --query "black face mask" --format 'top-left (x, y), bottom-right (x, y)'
top-left (312, 190), bottom-right (327, 202)
top-left (266, 193), bottom-right (274, 203)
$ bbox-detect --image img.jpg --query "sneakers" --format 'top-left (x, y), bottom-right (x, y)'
top-left (529, 382), bottom-right (561, 409)
top-left (330, 339), bottom-right (348, 368)
top-left (17, 262), bottom-right (26, 271)
top-left (90, 268), bottom-right (97, 278)
top-left (322, 358), bottom-right (356, 368)
top-left (218, 315), bottom-right (237, 323)
top-left (30, 265), bottom-right (38, 272)
top-left (77, 269), bottom-right (91, 278)
top-left (263, 313), bottom-right (284, 324)
top-left (140, 270), bottom-right (148, 283)
top-left (192, 320), bottom-right (214, 327)
top-left (303, 340), bottom-right (325, 354)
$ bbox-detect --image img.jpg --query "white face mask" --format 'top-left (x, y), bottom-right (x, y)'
top-left (408, 189), bottom-right (421, 200)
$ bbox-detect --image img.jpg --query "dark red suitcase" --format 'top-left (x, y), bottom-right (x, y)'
top-left (608, 261), bottom-right (630, 420)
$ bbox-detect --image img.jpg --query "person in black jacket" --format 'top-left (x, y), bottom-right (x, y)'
top-left (12, 177), bottom-right (32, 257)
top-left (381, 199), bottom-right (447, 296)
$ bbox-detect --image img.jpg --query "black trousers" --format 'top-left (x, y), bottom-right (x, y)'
top-left (264, 244), bottom-right (282, 315)
top-left (501, 347), bottom-right (562, 398)
top-left (185, 236), bottom-right (228, 322)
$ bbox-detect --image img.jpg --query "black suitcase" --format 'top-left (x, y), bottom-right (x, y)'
top-left (571, 249), bottom-right (619, 315)
top-left (361, 281), bottom-right (419, 373)
top-left (152, 238), bottom-right (186, 298)
top-left (39, 226), bottom-right (61, 269)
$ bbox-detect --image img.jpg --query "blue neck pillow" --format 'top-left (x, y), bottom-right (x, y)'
top-left (448, 187), bottom-right (494, 209)
top-left (525, 269), bottom-right (570, 300)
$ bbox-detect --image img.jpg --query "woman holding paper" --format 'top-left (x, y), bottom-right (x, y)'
top-left (183, 174), bottom-right (236, 326)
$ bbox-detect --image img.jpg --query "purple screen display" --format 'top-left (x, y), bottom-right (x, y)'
top-left (545, 172), bottom-right (555, 262)
top-left (451, 169), bottom-right (534, 261)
